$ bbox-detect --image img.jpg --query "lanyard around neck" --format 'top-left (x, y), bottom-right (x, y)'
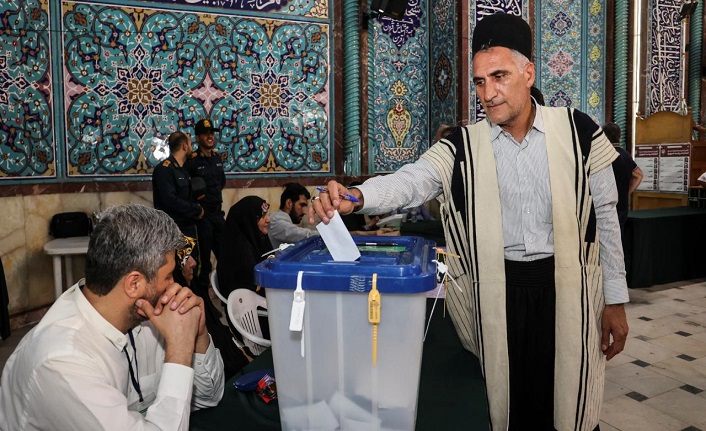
top-left (123, 330), bottom-right (144, 403)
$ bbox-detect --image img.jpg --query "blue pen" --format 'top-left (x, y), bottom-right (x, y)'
top-left (316, 186), bottom-right (360, 203)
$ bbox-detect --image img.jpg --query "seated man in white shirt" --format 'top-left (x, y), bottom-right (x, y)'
top-left (268, 182), bottom-right (318, 248)
top-left (0, 204), bottom-right (225, 431)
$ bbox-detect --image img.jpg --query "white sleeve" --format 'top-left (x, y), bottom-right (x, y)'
top-left (356, 158), bottom-right (443, 215)
top-left (191, 334), bottom-right (225, 409)
top-left (28, 358), bottom-right (194, 431)
top-left (590, 166), bottom-right (630, 304)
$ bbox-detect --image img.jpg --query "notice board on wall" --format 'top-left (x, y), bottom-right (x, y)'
top-left (635, 143), bottom-right (691, 193)
top-left (635, 145), bottom-right (660, 191)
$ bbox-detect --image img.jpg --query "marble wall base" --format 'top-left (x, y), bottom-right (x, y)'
top-left (0, 185), bottom-right (319, 324)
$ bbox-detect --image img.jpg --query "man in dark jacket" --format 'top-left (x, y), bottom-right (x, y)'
top-left (187, 119), bottom-right (226, 297)
top-left (152, 131), bottom-right (204, 240)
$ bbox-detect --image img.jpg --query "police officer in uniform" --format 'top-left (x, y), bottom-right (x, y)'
top-left (188, 119), bottom-right (226, 297)
top-left (152, 131), bottom-right (204, 240)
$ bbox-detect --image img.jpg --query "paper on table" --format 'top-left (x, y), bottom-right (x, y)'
top-left (316, 211), bottom-right (361, 261)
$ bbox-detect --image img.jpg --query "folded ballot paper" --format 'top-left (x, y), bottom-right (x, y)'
top-left (316, 210), bottom-right (361, 261)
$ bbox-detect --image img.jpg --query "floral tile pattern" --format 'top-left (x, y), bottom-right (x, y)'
top-left (149, 0), bottom-right (329, 19)
top-left (368, 0), bottom-right (428, 173)
top-left (430, 0), bottom-right (456, 137)
top-left (538, 1), bottom-right (581, 110)
top-left (585, 0), bottom-right (606, 121)
top-left (0, 0), bottom-right (55, 179)
top-left (62, 1), bottom-right (330, 177)
top-left (537, 0), bottom-right (606, 122)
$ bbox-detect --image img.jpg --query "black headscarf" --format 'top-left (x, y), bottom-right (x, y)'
top-left (218, 196), bottom-right (272, 298)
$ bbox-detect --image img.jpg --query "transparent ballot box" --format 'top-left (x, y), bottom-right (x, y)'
top-left (254, 236), bottom-right (437, 431)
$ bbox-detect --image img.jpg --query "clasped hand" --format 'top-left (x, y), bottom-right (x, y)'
top-left (135, 284), bottom-right (208, 360)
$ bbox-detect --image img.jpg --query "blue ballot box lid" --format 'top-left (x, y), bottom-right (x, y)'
top-left (254, 235), bottom-right (437, 293)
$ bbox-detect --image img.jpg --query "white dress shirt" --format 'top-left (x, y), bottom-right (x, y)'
top-left (0, 282), bottom-right (224, 430)
top-left (268, 209), bottom-right (318, 248)
top-left (357, 105), bottom-right (628, 305)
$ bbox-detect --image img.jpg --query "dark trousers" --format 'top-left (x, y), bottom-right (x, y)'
top-left (193, 210), bottom-right (225, 297)
top-left (505, 256), bottom-right (556, 431)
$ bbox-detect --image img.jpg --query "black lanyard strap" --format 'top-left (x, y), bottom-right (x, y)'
top-left (123, 330), bottom-right (144, 403)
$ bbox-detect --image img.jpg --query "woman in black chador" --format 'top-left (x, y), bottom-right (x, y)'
top-left (218, 195), bottom-right (272, 299)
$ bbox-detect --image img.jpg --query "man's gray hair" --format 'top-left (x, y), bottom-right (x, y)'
top-left (510, 49), bottom-right (530, 72)
top-left (85, 204), bottom-right (186, 296)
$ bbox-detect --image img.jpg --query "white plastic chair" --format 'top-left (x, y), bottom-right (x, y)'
top-left (209, 270), bottom-right (228, 304)
top-left (209, 269), bottom-right (245, 350)
top-left (227, 289), bottom-right (272, 356)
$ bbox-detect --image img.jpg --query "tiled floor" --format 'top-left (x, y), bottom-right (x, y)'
top-left (2, 279), bottom-right (706, 430)
top-left (600, 278), bottom-right (706, 431)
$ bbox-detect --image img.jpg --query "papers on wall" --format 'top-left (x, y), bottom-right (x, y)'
top-left (635, 145), bottom-right (660, 191)
top-left (635, 143), bottom-right (690, 193)
top-left (659, 144), bottom-right (691, 193)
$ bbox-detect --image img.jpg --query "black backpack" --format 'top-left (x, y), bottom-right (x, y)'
top-left (49, 212), bottom-right (92, 238)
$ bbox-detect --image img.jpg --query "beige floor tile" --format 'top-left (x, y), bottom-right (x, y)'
top-left (622, 338), bottom-right (678, 364)
top-left (606, 352), bottom-right (636, 369)
top-left (603, 378), bottom-right (632, 401)
top-left (600, 395), bottom-right (688, 431)
top-left (625, 302), bottom-right (684, 320)
top-left (625, 318), bottom-right (659, 338)
top-left (628, 314), bottom-right (697, 339)
top-left (605, 362), bottom-right (683, 398)
top-left (639, 299), bottom-right (706, 318)
top-left (626, 328), bottom-right (642, 340)
top-left (669, 282), bottom-right (706, 295)
top-left (693, 355), bottom-right (706, 368)
top-left (682, 318), bottom-right (706, 335)
top-left (648, 333), bottom-right (706, 359)
top-left (659, 285), bottom-right (706, 300)
top-left (625, 302), bottom-right (663, 319)
top-left (691, 332), bottom-right (706, 343)
top-left (687, 296), bottom-right (706, 309)
top-left (598, 421), bottom-right (620, 431)
top-left (643, 387), bottom-right (706, 429)
top-left (649, 357), bottom-right (706, 389)
top-left (670, 288), bottom-right (706, 303)
top-left (686, 312), bottom-right (706, 328)
top-left (658, 296), bottom-right (706, 309)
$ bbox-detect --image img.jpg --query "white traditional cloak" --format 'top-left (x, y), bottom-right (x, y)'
top-left (422, 107), bottom-right (618, 431)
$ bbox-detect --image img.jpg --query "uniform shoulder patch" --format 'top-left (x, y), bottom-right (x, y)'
top-left (162, 160), bottom-right (171, 167)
